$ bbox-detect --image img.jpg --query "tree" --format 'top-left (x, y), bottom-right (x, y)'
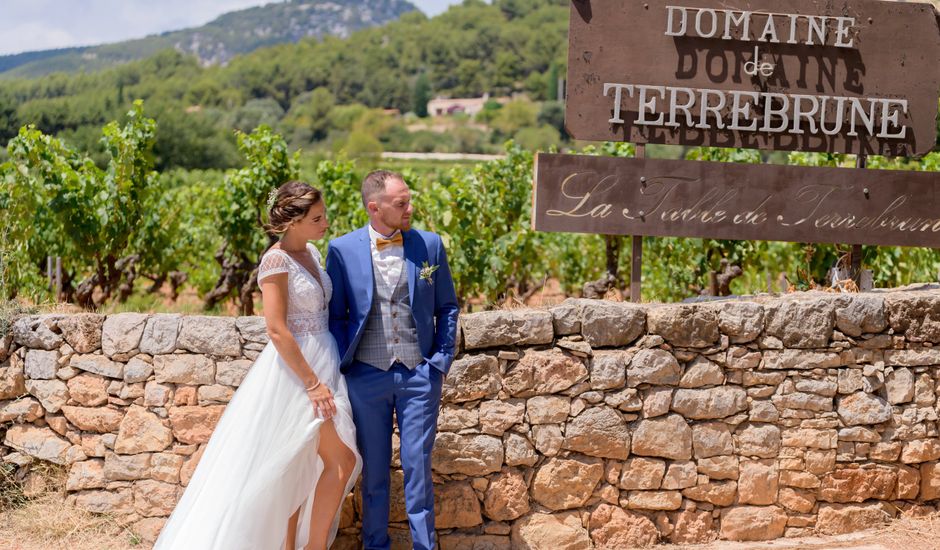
top-left (489, 51), bottom-right (523, 91)
top-left (494, 0), bottom-right (542, 20)
top-left (329, 104), bottom-right (370, 132)
top-left (0, 88), bottom-right (19, 144)
top-left (523, 72), bottom-right (547, 100)
top-left (204, 125), bottom-right (299, 314)
top-left (453, 60), bottom-right (486, 97)
top-left (412, 72), bottom-right (431, 117)
top-left (514, 125), bottom-right (560, 151)
top-left (537, 101), bottom-right (565, 137)
top-left (491, 99), bottom-right (538, 136)
top-left (341, 130), bottom-right (384, 157)
top-left (4, 100), bottom-right (160, 307)
top-left (281, 87), bottom-right (336, 145)
top-left (152, 106), bottom-right (241, 170)
top-left (227, 98), bottom-right (286, 133)
top-left (475, 99), bottom-right (504, 125)
top-left (546, 62), bottom-right (560, 101)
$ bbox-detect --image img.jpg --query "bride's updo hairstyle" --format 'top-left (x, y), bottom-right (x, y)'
top-left (264, 180), bottom-right (323, 236)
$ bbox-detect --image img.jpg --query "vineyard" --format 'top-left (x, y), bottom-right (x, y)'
top-left (1, 102), bottom-right (939, 314)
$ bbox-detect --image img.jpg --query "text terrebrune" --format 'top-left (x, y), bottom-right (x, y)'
top-left (603, 5), bottom-right (910, 142)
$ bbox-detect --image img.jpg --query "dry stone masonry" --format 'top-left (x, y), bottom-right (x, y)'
top-left (2, 288), bottom-right (940, 548)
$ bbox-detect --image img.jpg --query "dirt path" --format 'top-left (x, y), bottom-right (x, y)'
top-left (1, 474), bottom-right (937, 550)
top-left (0, 530), bottom-right (900, 550)
top-left (1, 508), bottom-right (938, 550)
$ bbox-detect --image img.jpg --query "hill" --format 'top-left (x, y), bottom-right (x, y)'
top-left (0, 0), bottom-right (416, 78)
top-left (0, 0), bottom-right (570, 169)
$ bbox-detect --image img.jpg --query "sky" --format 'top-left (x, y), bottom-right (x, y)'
top-left (0, 0), bottom-right (463, 56)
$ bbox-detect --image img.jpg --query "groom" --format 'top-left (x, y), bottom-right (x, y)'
top-left (326, 170), bottom-right (459, 550)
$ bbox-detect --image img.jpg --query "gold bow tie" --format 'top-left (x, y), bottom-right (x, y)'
top-left (375, 233), bottom-right (403, 251)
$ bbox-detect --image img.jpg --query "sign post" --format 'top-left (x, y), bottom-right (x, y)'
top-left (536, 0), bottom-right (940, 299)
top-left (851, 154), bottom-right (868, 284)
top-left (631, 144), bottom-right (644, 302)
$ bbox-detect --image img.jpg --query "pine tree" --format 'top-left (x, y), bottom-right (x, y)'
top-left (413, 72), bottom-right (431, 118)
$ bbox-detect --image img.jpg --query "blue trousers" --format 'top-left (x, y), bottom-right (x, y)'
top-left (345, 360), bottom-right (443, 550)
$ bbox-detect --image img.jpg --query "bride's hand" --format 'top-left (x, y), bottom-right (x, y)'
top-left (306, 384), bottom-right (336, 419)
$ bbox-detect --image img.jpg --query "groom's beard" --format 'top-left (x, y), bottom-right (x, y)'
top-left (384, 215), bottom-right (410, 232)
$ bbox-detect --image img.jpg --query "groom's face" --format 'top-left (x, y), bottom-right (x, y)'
top-left (374, 177), bottom-right (413, 231)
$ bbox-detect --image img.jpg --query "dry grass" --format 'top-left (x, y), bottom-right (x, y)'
top-left (0, 462), bottom-right (29, 511)
top-left (0, 462), bottom-right (145, 550)
top-left (878, 509), bottom-right (940, 550)
top-left (0, 485), bottom-right (937, 550)
top-left (656, 508), bottom-right (940, 550)
top-left (0, 496), bottom-right (145, 550)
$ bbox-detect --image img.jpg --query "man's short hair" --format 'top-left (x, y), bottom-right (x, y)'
top-left (361, 170), bottom-right (403, 209)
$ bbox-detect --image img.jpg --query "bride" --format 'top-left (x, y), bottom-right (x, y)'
top-left (154, 181), bottom-right (361, 550)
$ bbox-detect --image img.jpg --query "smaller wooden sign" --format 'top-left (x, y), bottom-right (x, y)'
top-left (534, 153), bottom-right (940, 248)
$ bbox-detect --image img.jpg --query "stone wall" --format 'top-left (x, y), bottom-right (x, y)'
top-left (1, 289), bottom-right (940, 548)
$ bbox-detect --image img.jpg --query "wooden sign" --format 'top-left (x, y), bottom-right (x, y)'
top-left (534, 153), bottom-right (940, 248)
top-left (566, 0), bottom-right (940, 156)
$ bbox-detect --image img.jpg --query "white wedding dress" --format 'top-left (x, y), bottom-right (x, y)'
top-left (154, 243), bottom-right (361, 550)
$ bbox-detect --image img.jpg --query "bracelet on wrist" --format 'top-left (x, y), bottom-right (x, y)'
top-left (305, 380), bottom-right (321, 391)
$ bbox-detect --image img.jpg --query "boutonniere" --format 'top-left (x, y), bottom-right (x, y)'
top-left (419, 261), bottom-right (439, 284)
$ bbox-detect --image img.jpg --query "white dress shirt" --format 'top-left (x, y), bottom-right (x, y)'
top-left (368, 225), bottom-right (405, 288)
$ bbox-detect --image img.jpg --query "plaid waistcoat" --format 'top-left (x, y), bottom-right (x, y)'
top-left (353, 257), bottom-right (423, 370)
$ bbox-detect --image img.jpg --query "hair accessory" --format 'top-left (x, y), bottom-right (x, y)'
top-left (266, 188), bottom-right (278, 211)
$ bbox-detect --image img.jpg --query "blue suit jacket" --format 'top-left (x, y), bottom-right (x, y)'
top-left (326, 226), bottom-right (460, 375)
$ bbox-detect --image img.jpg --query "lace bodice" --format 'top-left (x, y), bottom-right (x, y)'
top-left (258, 243), bottom-right (332, 336)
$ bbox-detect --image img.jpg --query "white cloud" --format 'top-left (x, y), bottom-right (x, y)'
top-left (0, 0), bottom-right (283, 55)
top-left (0, 22), bottom-right (77, 55)
top-left (0, 0), bottom-right (466, 56)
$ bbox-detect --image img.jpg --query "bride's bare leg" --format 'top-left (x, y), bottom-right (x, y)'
top-left (305, 420), bottom-right (357, 550)
top-left (286, 506), bottom-right (300, 550)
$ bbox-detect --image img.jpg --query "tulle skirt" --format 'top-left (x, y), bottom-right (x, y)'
top-left (153, 332), bottom-right (361, 550)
